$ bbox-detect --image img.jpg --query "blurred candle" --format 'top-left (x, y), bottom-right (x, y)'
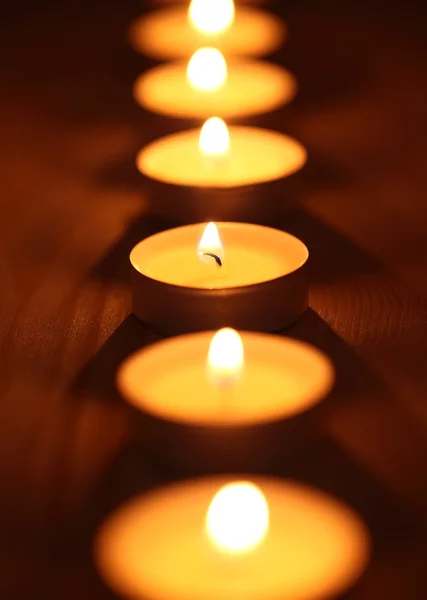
top-left (117, 327), bottom-right (333, 470)
top-left (133, 52), bottom-right (296, 120)
top-left (138, 119), bottom-right (306, 189)
top-left (95, 476), bottom-right (370, 600)
top-left (136, 119), bottom-right (307, 221)
top-left (138, 117), bottom-right (305, 187)
top-left (117, 328), bottom-right (334, 426)
top-left (129, 1), bottom-right (286, 60)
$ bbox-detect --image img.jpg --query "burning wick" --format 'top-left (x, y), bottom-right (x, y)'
top-left (202, 252), bottom-right (223, 266)
top-left (197, 223), bottom-right (225, 267)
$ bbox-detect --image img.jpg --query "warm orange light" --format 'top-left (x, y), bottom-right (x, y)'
top-left (197, 222), bottom-right (225, 266)
top-left (207, 328), bottom-right (244, 386)
top-left (187, 48), bottom-right (227, 91)
top-left (189, 0), bottom-right (235, 36)
top-left (199, 117), bottom-right (230, 157)
top-left (206, 482), bottom-right (269, 554)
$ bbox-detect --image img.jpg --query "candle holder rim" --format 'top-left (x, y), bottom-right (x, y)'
top-left (130, 221), bottom-right (309, 293)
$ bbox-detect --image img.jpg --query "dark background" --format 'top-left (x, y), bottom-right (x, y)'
top-left (1, 0), bottom-right (427, 598)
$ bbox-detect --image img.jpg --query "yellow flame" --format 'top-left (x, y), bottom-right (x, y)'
top-left (206, 482), bottom-right (269, 554)
top-left (187, 48), bottom-right (227, 91)
top-left (189, 0), bottom-right (235, 35)
top-left (197, 222), bottom-right (225, 266)
top-left (207, 328), bottom-right (244, 387)
top-left (199, 117), bottom-right (230, 156)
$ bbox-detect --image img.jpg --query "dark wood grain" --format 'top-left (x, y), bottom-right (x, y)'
top-left (1, 0), bottom-right (427, 598)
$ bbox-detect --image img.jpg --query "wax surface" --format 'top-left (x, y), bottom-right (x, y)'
top-left (117, 332), bottom-right (334, 425)
top-left (129, 6), bottom-right (286, 60)
top-left (95, 476), bottom-right (370, 600)
top-left (130, 222), bottom-right (308, 289)
top-left (137, 127), bottom-right (307, 188)
top-left (133, 60), bottom-right (297, 119)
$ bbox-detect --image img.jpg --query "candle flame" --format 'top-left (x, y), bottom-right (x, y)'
top-left (199, 117), bottom-right (230, 157)
top-left (206, 482), bottom-right (269, 554)
top-left (189, 0), bottom-right (235, 36)
top-left (187, 48), bottom-right (227, 91)
top-left (207, 328), bottom-right (244, 387)
top-left (198, 222), bottom-right (225, 267)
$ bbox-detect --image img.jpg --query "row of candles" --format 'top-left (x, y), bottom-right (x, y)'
top-left (95, 2), bottom-right (371, 599)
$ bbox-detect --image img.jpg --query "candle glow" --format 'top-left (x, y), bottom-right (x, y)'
top-left (207, 328), bottom-right (244, 387)
top-left (187, 48), bottom-right (228, 91)
top-left (199, 117), bottom-right (230, 157)
top-left (206, 481), bottom-right (269, 554)
top-left (189, 0), bottom-right (235, 35)
top-left (96, 476), bottom-right (370, 600)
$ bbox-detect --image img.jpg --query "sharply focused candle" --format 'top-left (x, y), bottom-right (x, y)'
top-left (95, 476), bottom-right (370, 600)
top-left (130, 222), bottom-right (309, 334)
top-left (133, 48), bottom-right (297, 120)
top-left (129, 0), bottom-right (287, 60)
top-left (137, 118), bottom-right (307, 221)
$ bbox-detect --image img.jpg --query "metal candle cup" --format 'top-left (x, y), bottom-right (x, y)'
top-left (136, 125), bottom-right (307, 223)
top-left (130, 222), bottom-right (309, 336)
top-left (116, 330), bottom-right (334, 472)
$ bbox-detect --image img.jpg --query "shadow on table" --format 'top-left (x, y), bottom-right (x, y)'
top-left (73, 313), bottom-right (161, 405)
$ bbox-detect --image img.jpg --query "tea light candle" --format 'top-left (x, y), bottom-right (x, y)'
top-left (95, 476), bottom-right (370, 600)
top-left (117, 328), bottom-right (333, 470)
top-left (133, 49), bottom-right (297, 120)
top-left (118, 328), bottom-right (334, 426)
top-left (129, 0), bottom-right (287, 60)
top-left (130, 222), bottom-right (309, 335)
top-left (137, 118), bottom-right (307, 222)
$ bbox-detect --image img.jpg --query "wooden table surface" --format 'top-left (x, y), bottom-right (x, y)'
top-left (1, 0), bottom-right (427, 598)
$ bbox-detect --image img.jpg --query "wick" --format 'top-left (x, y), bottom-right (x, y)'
top-left (202, 252), bottom-right (223, 267)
